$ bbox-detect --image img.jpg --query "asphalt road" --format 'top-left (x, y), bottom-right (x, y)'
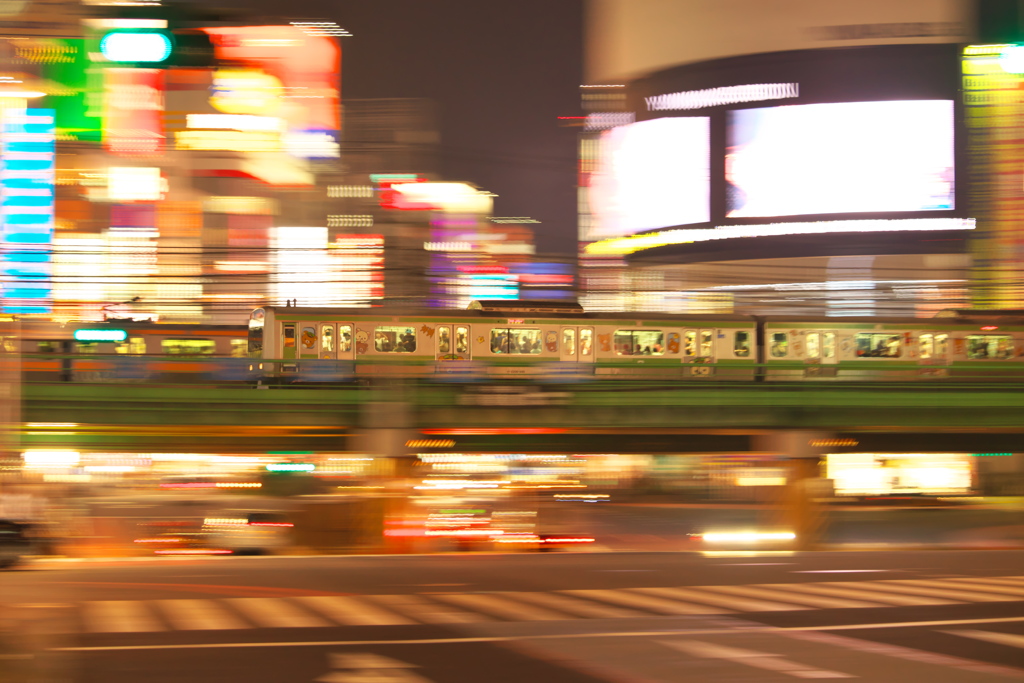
top-left (2, 550), bottom-right (1024, 682)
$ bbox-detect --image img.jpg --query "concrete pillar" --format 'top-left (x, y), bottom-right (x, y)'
top-left (753, 430), bottom-right (834, 550)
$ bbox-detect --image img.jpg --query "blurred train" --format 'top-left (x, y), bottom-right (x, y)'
top-left (3, 318), bottom-right (250, 383)
top-left (6, 301), bottom-right (1024, 383)
top-left (246, 302), bottom-right (1024, 382)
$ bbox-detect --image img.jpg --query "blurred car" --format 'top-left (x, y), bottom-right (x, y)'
top-left (204, 511), bottom-right (293, 555)
top-left (0, 519), bottom-right (30, 569)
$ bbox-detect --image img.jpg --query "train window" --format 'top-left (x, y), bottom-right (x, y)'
top-left (339, 325), bottom-right (352, 352)
top-left (700, 331), bottom-right (713, 356)
top-left (823, 332), bottom-right (836, 359)
top-left (563, 329), bottom-right (576, 355)
top-left (283, 327), bottom-right (295, 348)
top-left (248, 309), bottom-right (265, 355)
top-left (920, 334), bottom-right (934, 359)
top-left (230, 340), bottom-right (248, 358)
top-left (580, 328), bottom-right (593, 357)
top-left (935, 333), bottom-right (948, 357)
top-left (0, 337), bottom-right (15, 353)
top-left (74, 342), bottom-right (95, 354)
top-left (491, 328), bottom-right (542, 354)
top-left (614, 330), bottom-right (664, 356)
top-left (38, 341), bottom-right (59, 353)
top-left (437, 326), bottom-right (451, 354)
top-left (684, 331), bottom-right (696, 357)
top-left (321, 327), bottom-right (334, 353)
top-left (769, 333), bottom-right (788, 357)
top-left (855, 333), bottom-right (901, 358)
top-left (375, 326), bottom-right (416, 353)
top-left (455, 326), bottom-right (469, 354)
top-left (115, 337), bottom-right (146, 355)
top-left (734, 331), bottom-right (750, 357)
top-left (162, 339), bottom-right (216, 356)
top-left (966, 334), bottom-right (1013, 360)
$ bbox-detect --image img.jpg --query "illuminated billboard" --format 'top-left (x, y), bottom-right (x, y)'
top-left (726, 100), bottom-right (955, 218)
top-left (588, 116), bottom-right (709, 238)
top-left (201, 25), bottom-right (341, 159)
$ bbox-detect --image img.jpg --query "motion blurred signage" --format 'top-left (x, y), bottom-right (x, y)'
top-left (73, 328), bottom-right (127, 342)
top-left (2, 109), bottom-right (55, 314)
top-left (99, 31), bottom-right (173, 63)
top-left (103, 68), bottom-right (164, 156)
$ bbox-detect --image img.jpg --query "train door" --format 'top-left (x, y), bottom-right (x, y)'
top-left (436, 325), bottom-right (452, 359)
top-left (804, 330), bottom-right (837, 377)
top-left (683, 328), bottom-right (715, 375)
top-left (805, 331), bottom-right (837, 365)
top-left (282, 323), bottom-right (296, 360)
top-left (559, 326), bottom-right (596, 363)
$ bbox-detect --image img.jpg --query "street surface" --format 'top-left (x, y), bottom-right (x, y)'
top-left (2, 549), bottom-right (1024, 682)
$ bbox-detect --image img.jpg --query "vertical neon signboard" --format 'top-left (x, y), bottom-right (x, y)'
top-left (2, 109), bottom-right (55, 314)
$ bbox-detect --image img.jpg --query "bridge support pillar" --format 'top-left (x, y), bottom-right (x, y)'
top-left (352, 401), bottom-right (419, 553)
top-left (753, 430), bottom-right (833, 551)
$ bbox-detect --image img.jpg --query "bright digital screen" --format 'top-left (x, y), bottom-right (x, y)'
top-left (588, 116), bottom-right (710, 238)
top-left (726, 100), bottom-right (955, 218)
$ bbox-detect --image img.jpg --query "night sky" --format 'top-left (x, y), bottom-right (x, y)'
top-left (227, 0), bottom-right (585, 255)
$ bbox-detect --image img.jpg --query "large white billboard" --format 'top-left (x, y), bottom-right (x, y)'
top-left (725, 100), bottom-right (955, 218)
top-left (588, 116), bottom-right (710, 238)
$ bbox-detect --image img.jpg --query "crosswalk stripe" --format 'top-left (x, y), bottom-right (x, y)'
top-left (772, 582), bottom-right (954, 606)
top-left (637, 586), bottom-right (807, 612)
top-left (563, 589), bottom-right (730, 615)
top-left (504, 591), bottom-right (645, 619)
top-left (432, 593), bottom-right (569, 621)
top-left (713, 585), bottom-right (885, 609)
top-left (82, 601), bottom-right (164, 633)
top-left (294, 595), bottom-right (415, 626)
top-left (156, 599), bottom-right (250, 631)
top-left (224, 598), bottom-right (330, 628)
top-left (880, 580), bottom-right (1019, 602)
top-left (948, 577), bottom-right (1024, 589)
top-left (368, 595), bottom-right (493, 624)
top-left (841, 582), bottom-right (980, 602)
top-left (933, 578), bottom-right (1024, 597)
top-left (946, 629), bottom-right (1024, 650)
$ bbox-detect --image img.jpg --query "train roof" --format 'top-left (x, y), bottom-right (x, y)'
top-left (257, 304), bottom-right (756, 323)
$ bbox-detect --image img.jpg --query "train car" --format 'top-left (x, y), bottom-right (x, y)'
top-left (762, 315), bottom-right (1024, 382)
top-left (11, 319), bottom-right (249, 383)
top-left (247, 302), bottom-right (760, 382)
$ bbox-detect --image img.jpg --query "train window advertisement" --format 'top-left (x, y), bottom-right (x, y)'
top-left (563, 329), bottom-right (576, 355)
top-left (455, 326), bottom-right (469, 354)
top-left (684, 331), bottom-right (696, 356)
top-left (375, 326), bottom-right (416, 353)
top-left (248, 309), bottom-right (265, 355)
top-left (726, 100), bottom-right (954, 218)
top-left (339, 325), bottom-right (352, 352)
top-left (966, 335), bottom-right (1013, 360)
top-left (588, 116), bottom-right (710, 239)
top-left (734, 331), bottom-right (751, 357)
top-left (491, 328), bottom-right (542, 355)
top-left (580, 328), bottom-right (593, 356)
top-left (615, 330), bottom-right (665, 356)
top-left (301, 327), bottom-right (317, 352)
top-left (856, 333), bottom-right (902, 358)
top-left (769, 332), bottom-right (788, 357)
top-left (438, 326), bottom-right (451, 354)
